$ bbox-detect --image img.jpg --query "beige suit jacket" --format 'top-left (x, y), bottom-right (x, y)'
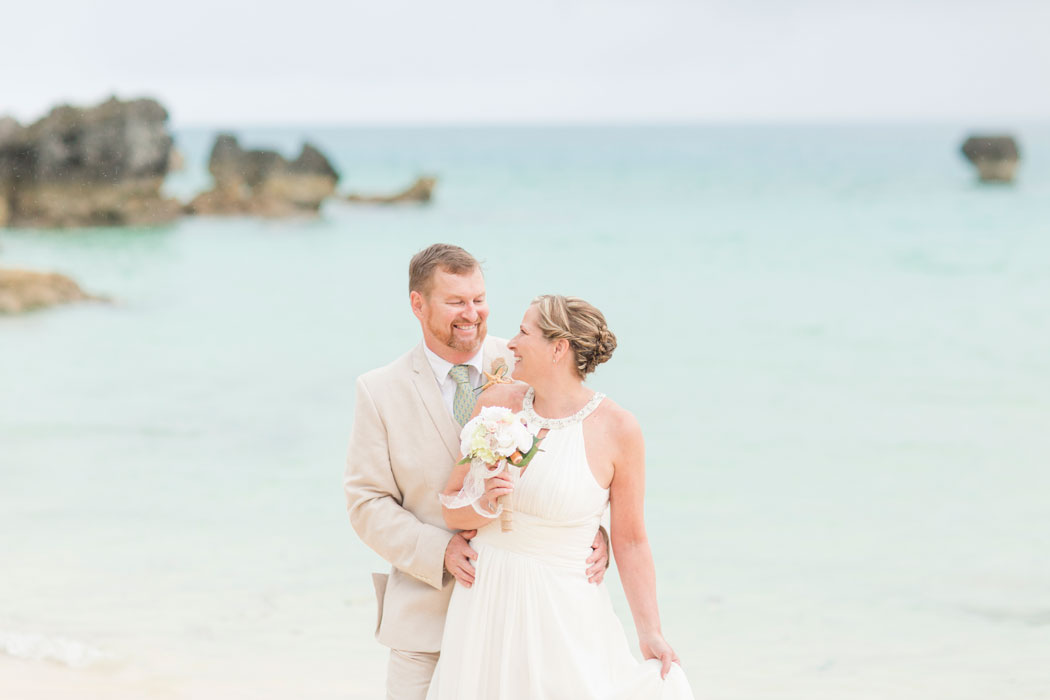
top-left (344, 337), bottom-right (513, 653)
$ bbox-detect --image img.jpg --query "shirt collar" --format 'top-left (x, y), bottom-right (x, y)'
top-left (421, 341), bottom-right (485, 384)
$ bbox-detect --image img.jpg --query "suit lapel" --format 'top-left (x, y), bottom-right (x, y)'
top-left (411, 344), bottom-right (461, 462)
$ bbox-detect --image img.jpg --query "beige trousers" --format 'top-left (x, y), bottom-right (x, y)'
top-left (386, 648), bottom-right (440, 700)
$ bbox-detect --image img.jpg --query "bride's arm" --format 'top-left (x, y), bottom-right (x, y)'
top-left (440, 462), bottom-right (512, 531)
top-left (608, 409), bottom-right (682, 680)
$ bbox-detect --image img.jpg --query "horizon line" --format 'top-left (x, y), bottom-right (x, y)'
top-left (169, 117), bottom-right (1050, 130)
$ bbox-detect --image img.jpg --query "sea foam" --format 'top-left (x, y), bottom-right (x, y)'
top-left (0, 631), bottom-right (113, 667)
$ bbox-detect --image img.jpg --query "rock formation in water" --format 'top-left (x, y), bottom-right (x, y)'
top-left (0, 268), bottom-right (104, 314)
top-left (961, 135), bottom-right (1020, 183)
top-left (0, 117), bottom-right (20, 226)
top-left (186, 134), bottom-right (340, 216)
top-left (0, 97), bottom-right (182, 227)
top-left (345, 176), bottom-right (437, 205)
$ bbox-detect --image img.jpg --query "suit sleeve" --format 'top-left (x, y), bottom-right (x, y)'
top-left (344, 376), bottom-right (454, 590)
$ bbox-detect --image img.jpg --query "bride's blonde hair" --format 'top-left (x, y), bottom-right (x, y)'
top-left (532, 295), bottom-right (617, 378)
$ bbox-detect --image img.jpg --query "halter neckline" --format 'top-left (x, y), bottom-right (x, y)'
top-left (522, 387), bottom-right (605, 430)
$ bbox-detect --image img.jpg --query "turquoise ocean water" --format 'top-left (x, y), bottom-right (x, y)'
top-left (1, 125), bottom-right (1049, 698)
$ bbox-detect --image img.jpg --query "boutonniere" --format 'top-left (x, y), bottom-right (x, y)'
top-left (476, 357), bottom-right (513, 394)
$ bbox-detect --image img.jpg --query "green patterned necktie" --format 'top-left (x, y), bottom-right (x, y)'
top-left (449, 364), bottom-right (476, 426)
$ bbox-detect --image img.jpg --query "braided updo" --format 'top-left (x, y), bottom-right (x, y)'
top-left (532, 295), bottom-right (617, 378)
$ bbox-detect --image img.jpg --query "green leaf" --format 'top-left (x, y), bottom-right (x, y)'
top-left (514, 434), bottom-right (546, 468)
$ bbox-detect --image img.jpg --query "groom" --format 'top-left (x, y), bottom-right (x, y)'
top-left (344, 243), bottom-right (609, 700)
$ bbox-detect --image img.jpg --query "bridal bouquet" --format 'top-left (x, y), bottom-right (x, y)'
top-left (439, 406), bottom-right (543, 531)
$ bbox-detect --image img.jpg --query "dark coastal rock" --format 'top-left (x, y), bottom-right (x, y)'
top-left (0, 116), bottom-right (21, 144)
top-left (186, 134), bottom-right (339, 216)
top-left (0, 117), bottom-right (24, 227)
top-left (345, 176), bottom-right (437, 205)
top-left (961, 135), bottom-right (1020, 183)
top-left (0, 97), bottom-right (182, 227)
top-left (0, 268), bottom-right (104, 314)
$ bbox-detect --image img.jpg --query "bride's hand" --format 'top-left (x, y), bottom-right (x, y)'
top-left (639, 632), bottom-right (680, 680)
top-left (481, 474), bottom-right (514, 513)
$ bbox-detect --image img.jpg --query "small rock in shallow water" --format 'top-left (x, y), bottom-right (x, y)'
top-left (0, 268), bottom-right (105, 314)
top-left (961, 135), bottom-right (1020, 183)
top-left (345, 176), bottom-right (437, 205)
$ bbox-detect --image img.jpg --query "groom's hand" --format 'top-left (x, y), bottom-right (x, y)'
top-left (445, 530), bottom-right (478, 588)
top-left (586, 529), bottom-right (609, 584)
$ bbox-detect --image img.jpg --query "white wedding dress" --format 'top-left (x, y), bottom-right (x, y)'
top-left (426, 390), bottom-right (695, 700)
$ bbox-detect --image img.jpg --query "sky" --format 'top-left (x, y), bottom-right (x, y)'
top-left (3, 0), bottom-right (1049, 126)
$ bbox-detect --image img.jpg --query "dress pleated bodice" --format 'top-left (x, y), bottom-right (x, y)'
top-left (472, 415), bottom-right (610, 573)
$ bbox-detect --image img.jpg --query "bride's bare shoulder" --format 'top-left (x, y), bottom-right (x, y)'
top-left (477, 381), bottom-right (530, 411)
top-left (594, 396), bottom-right (643, 441)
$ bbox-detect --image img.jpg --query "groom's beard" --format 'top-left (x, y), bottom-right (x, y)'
top-left (431, 317), bottom-right (487, 354)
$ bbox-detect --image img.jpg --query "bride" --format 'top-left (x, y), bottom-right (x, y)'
top-left (427, 295), bottom-right (695, 700)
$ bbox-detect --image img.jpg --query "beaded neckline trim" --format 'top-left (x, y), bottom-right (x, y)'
top-left (522, 387), bottom-right (606, 430)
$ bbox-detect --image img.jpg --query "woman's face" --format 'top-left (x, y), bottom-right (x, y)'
top-left (507, 304), bottom-right (555, 385)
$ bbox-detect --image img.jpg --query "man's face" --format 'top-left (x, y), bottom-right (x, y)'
top-left (412, 267), bottom-right (489, 362)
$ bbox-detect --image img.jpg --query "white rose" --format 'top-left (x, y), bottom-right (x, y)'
top-left (459, 417), bottom-right (485, 456)
top-left (478, 405), bottom-right (513, 423)
top-left (509, 420), bottom-right (533, 453)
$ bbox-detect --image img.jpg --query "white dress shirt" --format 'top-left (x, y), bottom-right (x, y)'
top-left (421, 342), bottom-right (485, 416)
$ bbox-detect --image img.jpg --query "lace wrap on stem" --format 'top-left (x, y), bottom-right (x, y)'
top-left (438, 459), bottom-right (505, 518)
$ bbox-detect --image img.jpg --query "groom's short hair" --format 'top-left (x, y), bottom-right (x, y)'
top-left (409, 244), bottom-right (481, 297)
